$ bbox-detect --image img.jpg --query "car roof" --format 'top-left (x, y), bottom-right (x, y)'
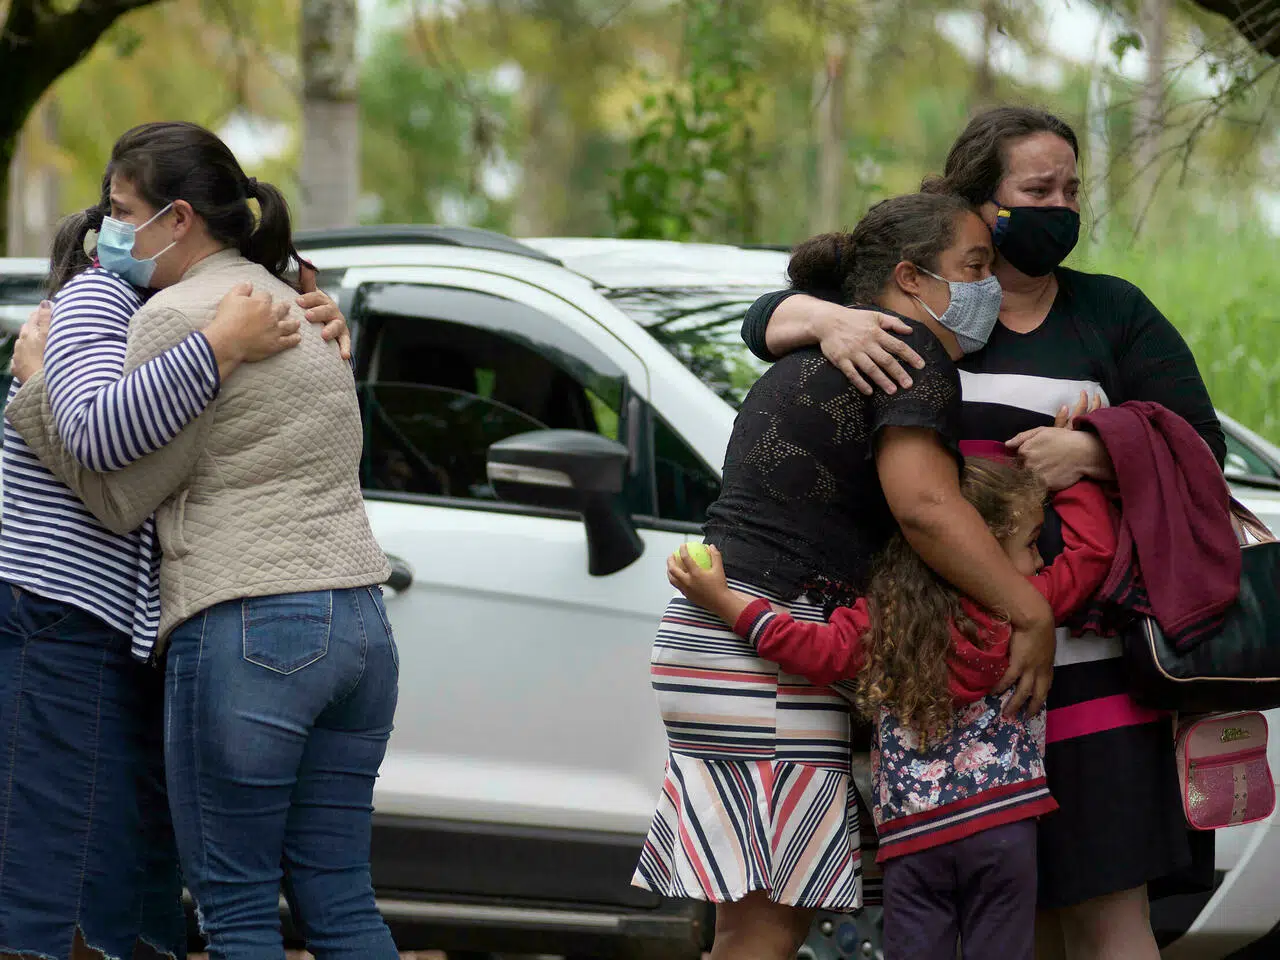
top-left (0, 258), bottom-right (47, 277)
top-left (2, 235), bottom-right (795, 295)
top-left (521, 237), bottom-right (791, 291)
top-left (294, 225), bottom-right (565, 266)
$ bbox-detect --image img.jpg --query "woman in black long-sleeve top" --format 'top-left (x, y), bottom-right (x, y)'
top-left (740, 106), bottom-right (1220, 960)
top-left (634, 193), bottom-right (1060, 960)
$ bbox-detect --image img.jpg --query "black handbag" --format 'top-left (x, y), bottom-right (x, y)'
top-left (1124, 502), bottom-right (1280, 712)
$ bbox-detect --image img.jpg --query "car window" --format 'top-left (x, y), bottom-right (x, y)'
top-left (606, 286), bottom-right (769, 409)
top-left (355, 284), bottom-right (630, 504)
top-left (1225, 431), bottom-right (1280, 484)
top-left (653, 414), bottom-right (720, 525)
top-left (362, 384), bottom-right (551, 499)
top-left (0, 275), bottom-right (45, 335)
top-left (1, 305), bottom-right (22, 395)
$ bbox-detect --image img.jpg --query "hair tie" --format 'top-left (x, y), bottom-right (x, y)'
top-left (244, 176), bottom-right (258, 197)
top-left (85, 206), bottom-right (105, 230)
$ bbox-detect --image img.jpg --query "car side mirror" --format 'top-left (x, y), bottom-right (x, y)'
top-left (487, 430), bottom-right (644, 576)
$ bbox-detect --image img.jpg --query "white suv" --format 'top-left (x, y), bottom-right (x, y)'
top-left (2, 228), bottom-right (1279, 959)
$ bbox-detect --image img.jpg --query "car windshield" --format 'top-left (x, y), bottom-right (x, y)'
top-left (605, 286), bottom-right (770, 409)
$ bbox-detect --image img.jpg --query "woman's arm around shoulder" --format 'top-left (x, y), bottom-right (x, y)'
top-left (43, 270), bottom-right (221, 473)
top-left (741, 290), bottom-right (925, 395)
top-left (6, 302), bottom-right (218, 535)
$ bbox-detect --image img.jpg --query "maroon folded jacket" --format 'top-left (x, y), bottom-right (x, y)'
top-left (1071, 401), bottom-right (1240, 649)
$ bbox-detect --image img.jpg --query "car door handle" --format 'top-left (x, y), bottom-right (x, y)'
top-left (384, 554), bottom-right (414, 592)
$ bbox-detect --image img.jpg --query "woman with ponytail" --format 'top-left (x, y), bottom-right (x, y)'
top-left (633, 193), bottom-right (1056, 959)
top-left (0, 183), bottom-right (349, 960)
top-left (5, 121), bottom-right (397, 959)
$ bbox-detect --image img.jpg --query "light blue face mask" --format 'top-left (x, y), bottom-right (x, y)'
top-left (911, 266), bottom-right (1003, 355)
top-left (95, 203), bottom-right (176, 288)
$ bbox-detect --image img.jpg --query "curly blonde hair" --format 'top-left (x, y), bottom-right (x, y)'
top-left (855, 459), bottom-right (1047, 741)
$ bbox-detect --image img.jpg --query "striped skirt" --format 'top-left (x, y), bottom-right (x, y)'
top-left (632, 583), bottom-right (863, 911)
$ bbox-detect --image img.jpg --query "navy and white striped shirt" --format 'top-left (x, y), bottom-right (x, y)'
top-left (0, 268), bottom-right (219, 660)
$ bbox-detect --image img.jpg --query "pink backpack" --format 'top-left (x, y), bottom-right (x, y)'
top-left (1177, 712), bottom-right (1275, 831)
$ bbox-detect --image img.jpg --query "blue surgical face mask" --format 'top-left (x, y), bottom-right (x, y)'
top-left (911, 267), bottom-right (1003, 355)
top-left (95, 203), bottom-right (176, 287)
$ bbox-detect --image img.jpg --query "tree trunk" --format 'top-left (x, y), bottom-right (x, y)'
top-left (512, 77), bottom-right (570, 237)
top-left (810, 33), bottom-right (849, 235)
top-left (39, 100), bottom-right (62, 255)
top-left (1135, 0), bottom-right (1168, 224)
top-left (1086, 65), bottom-right (1111, 242)
top-left (4, 131), bottom-right (26, 258)
top-left (6, 99), bottom-right (61, 257)
top-left (299, 0), bottom-right (360, 230)
top-left (0, 0), bottom-right (167, 254)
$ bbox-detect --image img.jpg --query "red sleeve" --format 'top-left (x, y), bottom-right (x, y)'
top-left (735, 598), bottom-right (872, 686)
top-left (1032, 480), bottom-right (1119, 622)
top-left (949, 600), bottom-right (1013, 703)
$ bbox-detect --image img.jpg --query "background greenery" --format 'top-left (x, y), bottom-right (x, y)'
top-left (4, 0), bottom-right (1278, 440)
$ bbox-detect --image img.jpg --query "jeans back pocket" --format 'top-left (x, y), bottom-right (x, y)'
top-left (241, 592), bottom-right (332, 675)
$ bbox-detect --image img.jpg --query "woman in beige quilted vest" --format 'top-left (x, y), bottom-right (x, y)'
top-left (7, 122), bottom-right (398, 960)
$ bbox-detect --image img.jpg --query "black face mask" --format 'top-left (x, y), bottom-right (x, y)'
top-left (990, 205), bottom-right (1080, 277)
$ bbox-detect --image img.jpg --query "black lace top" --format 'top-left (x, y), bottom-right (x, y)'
top-left (704, 318), bottom-right (961, 602)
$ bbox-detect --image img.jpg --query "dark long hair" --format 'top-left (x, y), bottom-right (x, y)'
top-left (47, 121), bottom-right (308, 295)
top-left (786, 192), bottom-right (974, 306)
top-left (47, 205), bottom-right (105, 295)
top-left (856, 459), bottom-right (1046, 741)
top-left (921, 106), bottom-right (1080, 206)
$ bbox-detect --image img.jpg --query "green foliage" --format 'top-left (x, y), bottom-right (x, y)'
top-left (5, 0), bottom-right (1278, 444)
top-left (32, 0), bottom-right (300, 212)
top-left (1110, 30), bottom-right (1142, 63)
top-left (609, 0), bottom-right (765, 242)
top-left (1077, 223), bottom-right (1280, 443)
top-left (609, 287), bottom-right (767, 406)
top-left (359, 29), bottom-right (515, 227)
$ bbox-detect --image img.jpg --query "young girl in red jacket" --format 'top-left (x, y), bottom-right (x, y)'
top-left (668, 454), bottom-right (1117, 960)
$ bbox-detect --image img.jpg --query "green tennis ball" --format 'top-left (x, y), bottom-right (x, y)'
top-left (673, 541), bottom-right (713, 570)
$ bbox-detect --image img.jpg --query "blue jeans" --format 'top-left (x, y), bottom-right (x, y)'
top-left (0, 584), bottom-right (186, 960)
top-left (164, 586), bottom-right (400, 960)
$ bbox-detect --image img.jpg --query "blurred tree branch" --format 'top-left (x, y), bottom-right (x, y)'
top-left (610, 0), bottom-right (766, 242)
top-left (1081, 0), bottom-right (1279, 239)
top-left (1, 0), bottom-right (170, 252)
top-left (1187, 0), bottom-right (1280, 56)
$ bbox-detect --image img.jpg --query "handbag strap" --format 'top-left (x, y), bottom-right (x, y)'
top-left (1231, 497), bottom-right (1277, 545)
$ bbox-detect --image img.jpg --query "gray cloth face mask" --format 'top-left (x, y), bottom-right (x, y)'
top-left (911, 267), bottom-right (1003, 355)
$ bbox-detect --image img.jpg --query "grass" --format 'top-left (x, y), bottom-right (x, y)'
top-left (1076, 222), bottom-right (1280, 444)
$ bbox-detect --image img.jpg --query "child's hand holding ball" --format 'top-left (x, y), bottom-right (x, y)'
top-left (666, 541), bottom-right (754, 626)
top-left (671, 541), bottom-right (714, 570)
